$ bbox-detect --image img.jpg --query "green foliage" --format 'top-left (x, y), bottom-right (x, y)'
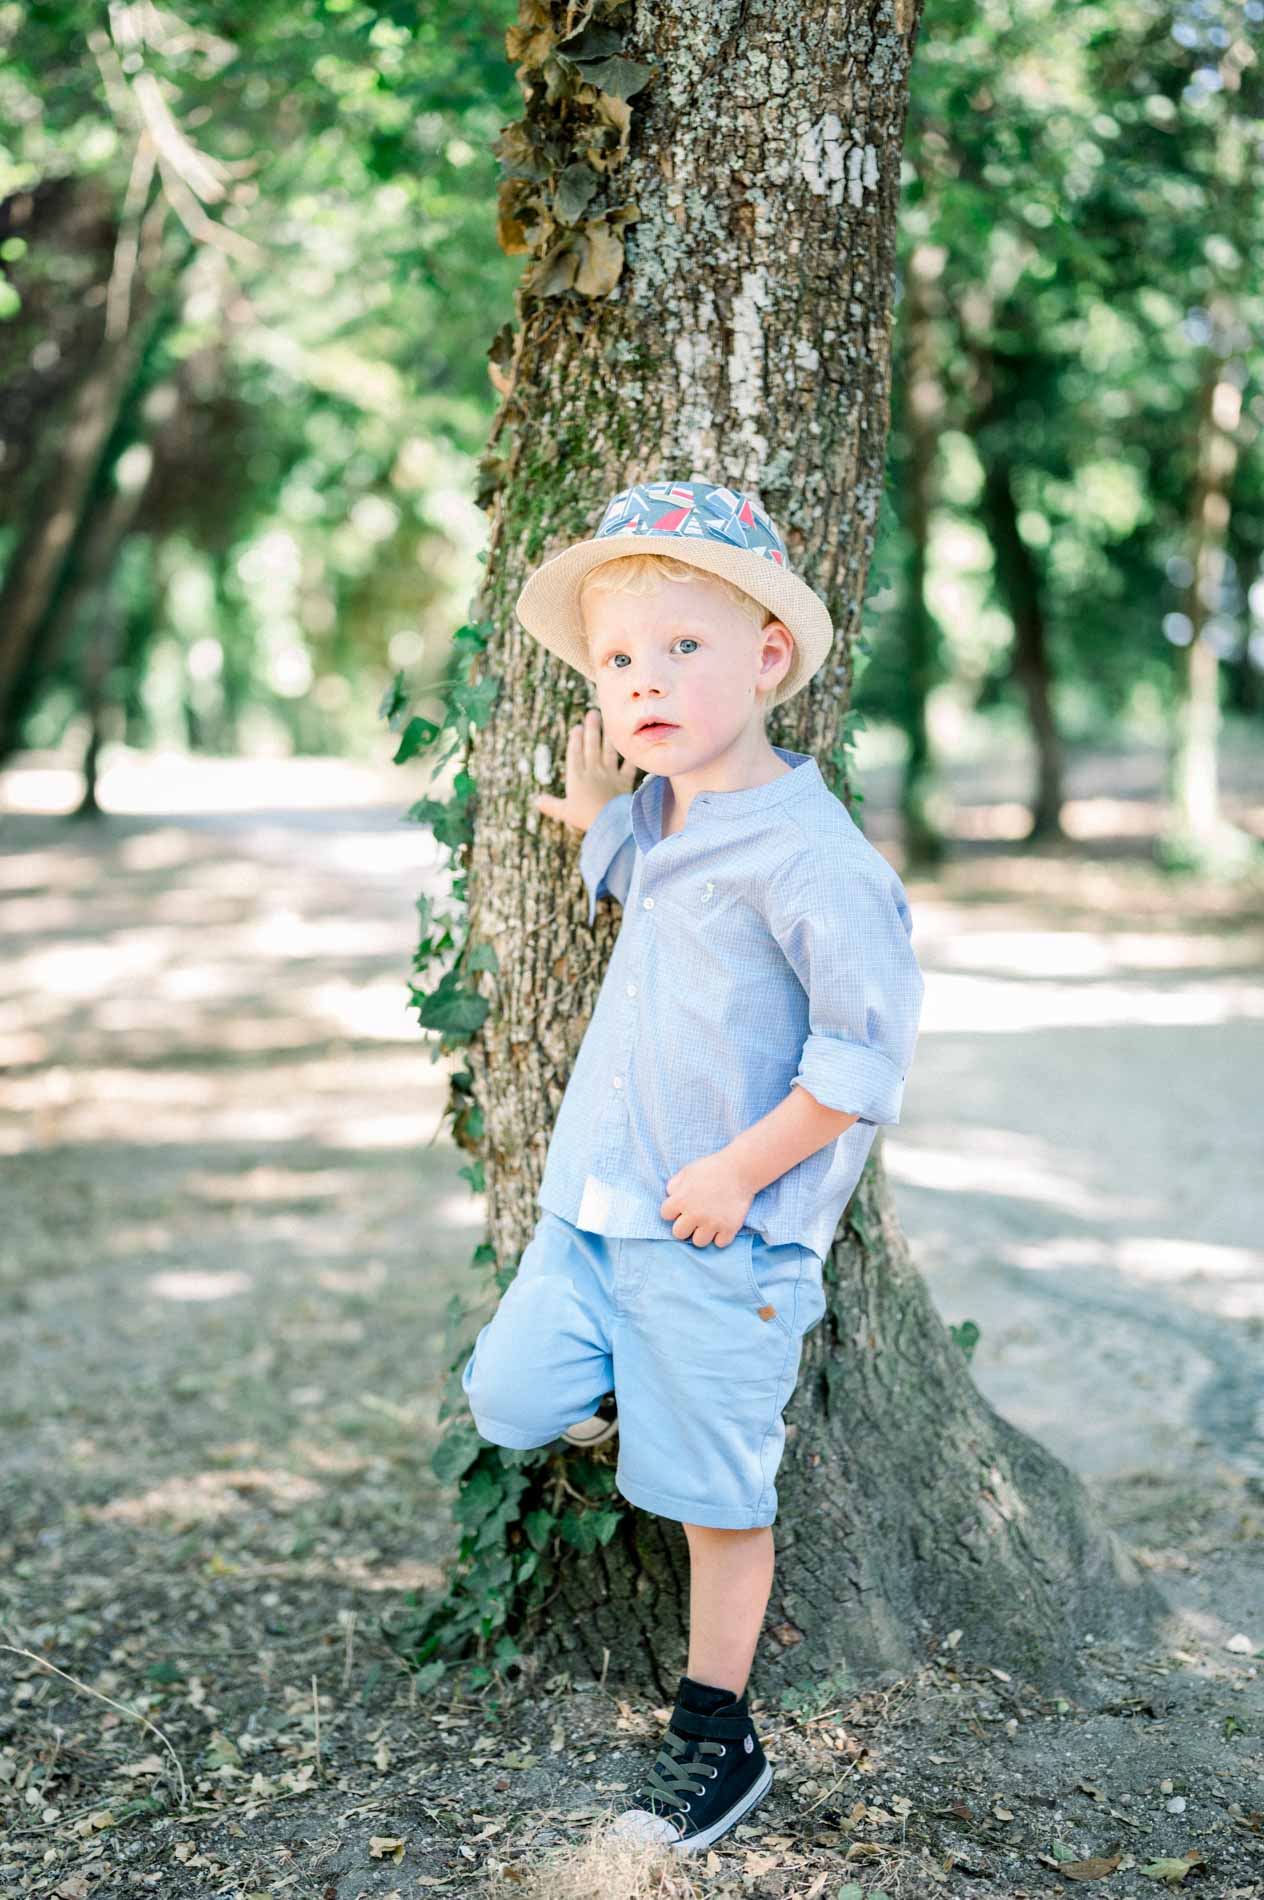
top-left (950, 1319), bottom-right (981, 1364)
top-left (0, 1), bottom-right (525, 758)
top-left (775, 1663), bottom-right (856, 1717)
top-left (378, 625), bottom-right (628, 1680)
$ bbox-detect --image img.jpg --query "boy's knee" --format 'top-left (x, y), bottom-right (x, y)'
top-left (462, 1338), bottom-right (562, 1447)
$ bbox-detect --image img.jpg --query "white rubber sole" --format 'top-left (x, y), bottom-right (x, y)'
top-left (560, 1412), bottom-right (619, 1446)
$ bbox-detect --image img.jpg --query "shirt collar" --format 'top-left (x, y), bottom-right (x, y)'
top-left (630, 745), bottom-right (822, 852)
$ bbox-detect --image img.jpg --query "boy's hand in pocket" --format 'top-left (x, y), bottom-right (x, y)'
top-left (661, 1152), bottom-right (754, 1249)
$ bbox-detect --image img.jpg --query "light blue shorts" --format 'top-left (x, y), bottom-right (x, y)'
top-left (460, 1210), bottom-right (827, 1530)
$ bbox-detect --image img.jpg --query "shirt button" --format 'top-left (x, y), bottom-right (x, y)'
top-left (642, 896), bottom-right (654, 909)
top-left (612, 1075), bottom-right (623, 1088)
top-left (625, 982), bottom-right (637, 997)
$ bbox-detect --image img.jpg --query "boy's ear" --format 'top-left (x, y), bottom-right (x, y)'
top-left (759, 618), bottom-right (795, 683)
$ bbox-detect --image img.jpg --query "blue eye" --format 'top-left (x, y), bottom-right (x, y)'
top-left (607, 637), bottom-right (699, 667)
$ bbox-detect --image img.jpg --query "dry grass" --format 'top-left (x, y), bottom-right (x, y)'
top-left (485, 1815), bottom-right (702, 1900)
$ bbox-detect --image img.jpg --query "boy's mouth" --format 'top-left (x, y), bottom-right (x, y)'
top-left (634, 719), bottom-right (679, 738)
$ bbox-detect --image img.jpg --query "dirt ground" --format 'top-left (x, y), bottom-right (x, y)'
top-left (1, 727), bottom-right (1261, 1900)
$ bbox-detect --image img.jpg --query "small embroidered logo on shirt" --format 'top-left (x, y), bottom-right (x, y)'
top-left (744, 1733), bottom-right (754, 1753)
top-left (757, 1304), bottom-right (777, 1322)
top-left (701, 880), bottom-right (715, 903)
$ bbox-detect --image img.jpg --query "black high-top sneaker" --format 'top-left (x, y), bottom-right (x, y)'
top-left (607, 1677), bottom-right (772, 1853)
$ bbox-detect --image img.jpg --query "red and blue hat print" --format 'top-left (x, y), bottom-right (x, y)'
top-left (593, 480), bottom-right (788, 568)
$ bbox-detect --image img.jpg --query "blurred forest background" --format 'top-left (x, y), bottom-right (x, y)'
top-left (2, 0), bottom-right (1261, 870)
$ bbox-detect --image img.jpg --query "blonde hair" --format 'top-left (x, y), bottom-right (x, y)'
top-left (578, 552), bottom-right (773, 631)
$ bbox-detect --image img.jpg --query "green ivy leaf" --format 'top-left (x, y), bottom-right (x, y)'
top-left (394, 716), bottom-right (442, 764)
top-left (431, 1426), bottom-right (482, 1487)
top-left (569, 1460), bottom-right (616, 1499)
top-left (950, 1319), bottom-right (981, 1363)
top-left (554, 161), bottom-right (600, 224)
top-left (404, 796), bottom-right (448, 827)
top-left (555, 22), bottom-right (623, 60)
top-left (416, 985), bottom-right (490, 1035)
top-left (378, 669), bottom-right (408, 727)
top-left (522, 1508), bottom-right (556, 1552)
top-left (573, 53), bottom-right (652, 99)
top-left (558, 1510), bottom-right (598, 1552)
top-left (448, 677), bottom-right (501, 729)
top-left (453, 1464), bottom-right (509, 1530)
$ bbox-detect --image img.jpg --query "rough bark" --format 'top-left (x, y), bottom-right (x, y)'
top-left (457, 0), bottom-right (1168, 1700)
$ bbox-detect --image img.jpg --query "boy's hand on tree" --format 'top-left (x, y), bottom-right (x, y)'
top-left (535, 708), bottom-right (636, 833)
top-left (660, 1151), bottom-right (755, 1248)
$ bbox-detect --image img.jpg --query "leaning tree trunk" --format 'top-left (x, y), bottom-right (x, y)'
top-left (445, 0), bottom-right (1167, 1702)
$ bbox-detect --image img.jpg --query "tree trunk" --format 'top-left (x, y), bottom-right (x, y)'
top-left (0, 171), bottom-right (174, 759)
top-left (437, 0), bottom-right (1167, 1703)
top-left (897, 238), bottom-right (949, 872)
top-left (967, 339), bottom-right (1065, 843)
top-left (1166, 306), bottom-right (1240, 851)
top-left (979, 448), bottom-right (1065, 842)
top-left (1161, 27), bottom-right (1257, 875)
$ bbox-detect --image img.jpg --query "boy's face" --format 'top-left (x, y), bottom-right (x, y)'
top-left (581, 570), bottom-right (794, 772)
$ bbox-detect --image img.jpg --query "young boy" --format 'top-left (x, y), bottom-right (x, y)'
top-left (461, 478), bottom-right (925, 1854)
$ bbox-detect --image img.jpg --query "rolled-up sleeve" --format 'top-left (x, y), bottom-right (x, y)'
top-left (579, 792), bottom-right (637, 926)
top-left (765, 844), bottom-right (925, 1126)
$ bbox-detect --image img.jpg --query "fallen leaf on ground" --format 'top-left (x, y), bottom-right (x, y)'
top-left (369, 1835), bottom-right (406, 1862)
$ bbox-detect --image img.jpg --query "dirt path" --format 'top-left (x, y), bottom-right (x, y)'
top-left (1, 732), bottom-right (1261, 1900)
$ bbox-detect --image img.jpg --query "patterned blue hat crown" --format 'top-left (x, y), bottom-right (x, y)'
top-left (594, 479), bottom-right (791, 569)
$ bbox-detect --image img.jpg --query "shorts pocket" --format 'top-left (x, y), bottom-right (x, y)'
top-left (741, 1234), bottom-right (815, 1340)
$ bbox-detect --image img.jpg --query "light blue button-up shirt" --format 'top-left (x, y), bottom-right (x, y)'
top-left (535, 745), bottom-right (925, 1263)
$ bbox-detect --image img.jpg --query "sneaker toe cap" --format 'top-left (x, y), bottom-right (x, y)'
top-left (607, 1806), bottom-right (680, 1847)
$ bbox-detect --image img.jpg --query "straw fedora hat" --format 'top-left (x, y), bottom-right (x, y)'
top-left (514, 478), bottom-right (834, 709)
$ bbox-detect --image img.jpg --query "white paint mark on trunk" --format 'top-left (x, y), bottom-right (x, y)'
top-left (728, 266), bottom-right (770, 467)
top-left (799, 111), bottom-right (848, 200)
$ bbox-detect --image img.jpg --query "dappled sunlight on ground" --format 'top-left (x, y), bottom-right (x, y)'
top-left (885, 1131), bottom-right (1149, 1219)
top-left (1, 736), bottom-right (1261, 1897)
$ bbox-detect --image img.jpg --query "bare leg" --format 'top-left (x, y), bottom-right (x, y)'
top-left (681, 1523), bottom-right (775, 1698)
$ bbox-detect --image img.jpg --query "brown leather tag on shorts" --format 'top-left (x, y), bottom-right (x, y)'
top-left (758, 1304), bottom-right (777, 1321)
